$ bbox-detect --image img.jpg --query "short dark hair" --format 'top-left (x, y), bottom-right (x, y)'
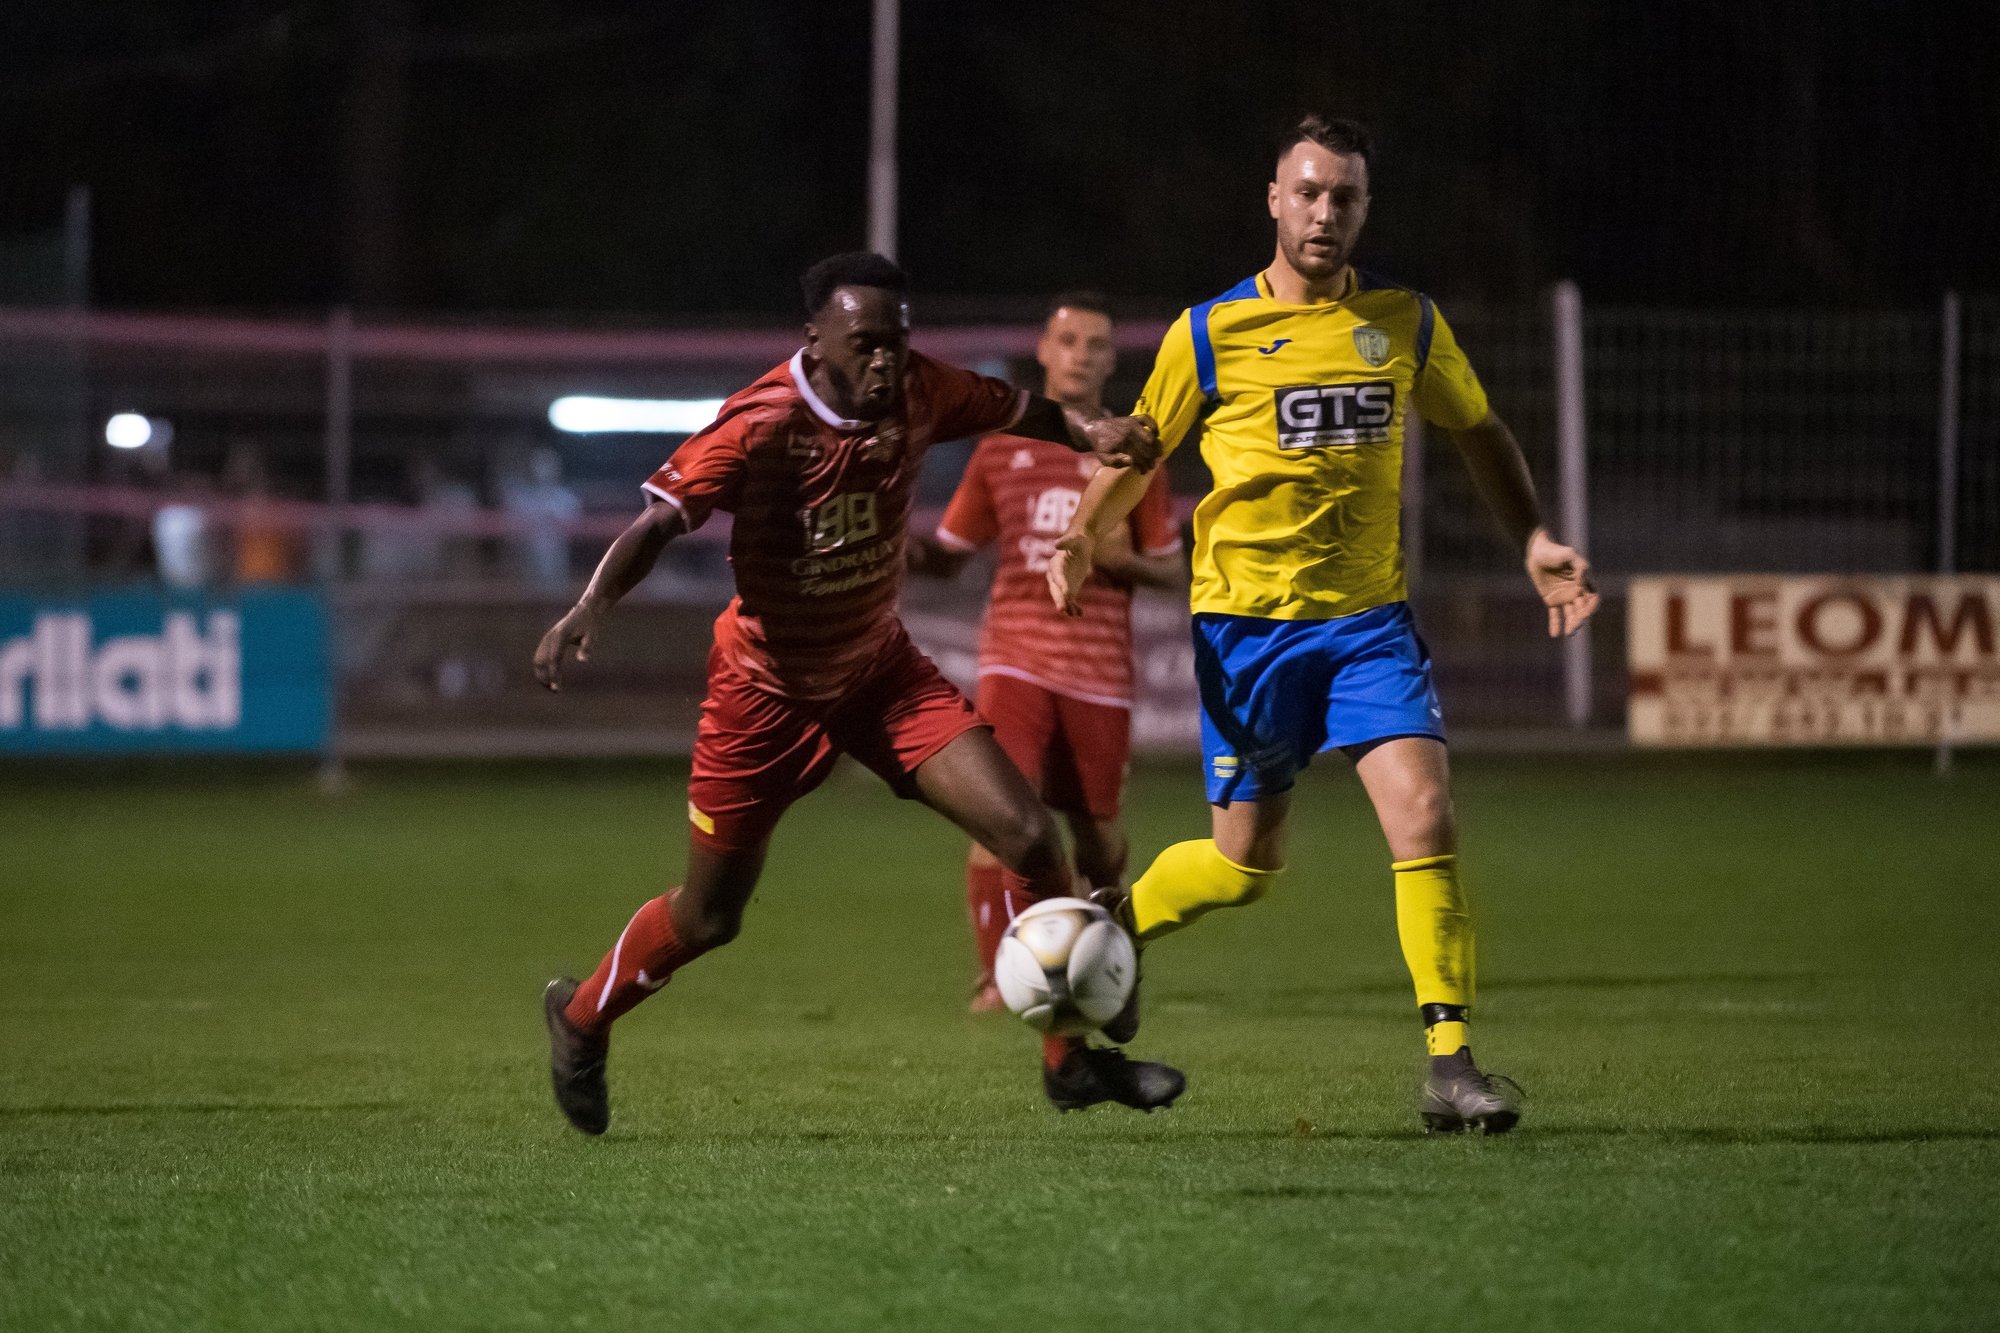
top-left (1276, 114), bottom-right (1373, 170)
top-left (800, 251), bottom-right (908, 317)
top-left (1044, 290), bottom-right (1112, 323)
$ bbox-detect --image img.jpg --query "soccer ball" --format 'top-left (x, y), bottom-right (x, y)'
top-left (993, 897), bottom-right (1137, 1036)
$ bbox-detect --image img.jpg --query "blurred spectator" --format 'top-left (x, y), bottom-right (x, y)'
top-left (361, 453), bottom-right (481, 582)
top-left (98, 430), bottom-right (173, 579)
top-left (225, 443), bottom-right (304, 583)
top-left (0, 449), bottom-right (54, 584)
top-left (499, 446), bottom-right (579, 589)
top-left (428, 459), bottom-right (483, 580)
top-left (154, 472), bottom-right (220, 589)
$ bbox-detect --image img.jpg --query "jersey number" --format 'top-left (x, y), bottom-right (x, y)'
top-left (804, 493), bottom-right (880, 552)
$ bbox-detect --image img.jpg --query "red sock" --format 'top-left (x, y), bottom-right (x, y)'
top-left (1042, 1033), bottom-right (1084, 1070)
top-left (564, 890), bottom-right (711, 1033)
top-left (1005, 861), bottom-right (1087, 1070)
top-left (966, 862), bottom-right (1010, 978)
top-left (1001, 861), bottom-right (1075, 909)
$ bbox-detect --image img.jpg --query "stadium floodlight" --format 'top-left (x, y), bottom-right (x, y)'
top-left (105, 412), bottom-right (153, 449)
top-left (548, 396), bottom-right (726, 435)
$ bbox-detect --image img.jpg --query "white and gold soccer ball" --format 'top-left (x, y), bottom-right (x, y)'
top-left (993, 897), bottom-right (1136, 1036)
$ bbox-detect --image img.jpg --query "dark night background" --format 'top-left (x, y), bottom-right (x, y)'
top-left (3, 0), bottom-right (1996, 320)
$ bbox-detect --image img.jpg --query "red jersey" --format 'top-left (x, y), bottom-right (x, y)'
top-left (936, 434), bottom-right (1180, 708)
top-left (644, 349), bottom-right (1028, 701)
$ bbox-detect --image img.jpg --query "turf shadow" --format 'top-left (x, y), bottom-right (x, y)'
top-left (1217, 1183), bottom-right (1414, 1200)
top-left (0, 1099), bottom-right (407, 1118)
top-left (1525, 1124), bottom-right (2000, 1146)
top-left (1480, 972), bottom-right (1825, 992)
top-left (601, 1123), bottom-right (1433, 1147)
top-left (1165, 972), bottom-right (1823, 1008)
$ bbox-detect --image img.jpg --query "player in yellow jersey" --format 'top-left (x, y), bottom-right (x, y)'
top-left (1047, 114), bottom-right (1599, 1134)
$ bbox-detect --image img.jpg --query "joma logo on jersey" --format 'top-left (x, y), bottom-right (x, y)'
top-left (1273, 381), bottom-right (1396, 449)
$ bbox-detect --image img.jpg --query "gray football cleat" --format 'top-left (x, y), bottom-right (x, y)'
top-left (1087, 885), bottom-right (1143, 1044)
top-left (1420, 1062), bottom-right (1524, 1135)
top-left (543, 977), bottom-right (610, 1136)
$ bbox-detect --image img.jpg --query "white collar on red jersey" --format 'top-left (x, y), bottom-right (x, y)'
top-left (789, 349), bottom-right (868, 432)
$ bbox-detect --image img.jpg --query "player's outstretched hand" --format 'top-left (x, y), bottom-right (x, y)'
top-left (1526, 529), bottom-right (1600, 638)
top-left (1046, 530), bottom-right (1096, 619)
top-left (1080, 413), bottom-right (1162, 473)
top-left (533, 599), bottom-right (605, 691)
top-left (1090, 524), bottom-right (1137, 589)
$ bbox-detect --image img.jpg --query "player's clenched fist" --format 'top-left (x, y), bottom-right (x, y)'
top-left (1046, 529), bottom-right (1096, 619)
top-left (1077, 413), bottom-right (1161, 473)
top-left (533, 599), bottom-right (606, 691)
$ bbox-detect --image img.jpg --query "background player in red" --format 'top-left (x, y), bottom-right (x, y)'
top-left (909, 293), bottom-right (1184, 1011)
top-left (531, 253), bottom-right (1182, 1133)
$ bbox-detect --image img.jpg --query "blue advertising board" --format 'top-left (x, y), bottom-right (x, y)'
top-left (0, 587), bottom-right (330, 754)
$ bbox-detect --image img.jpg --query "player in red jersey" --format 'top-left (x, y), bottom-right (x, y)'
top-left (531, 254), bottom-right (1183, 1133)
top-left (909, 294), bottom-right (1184, 1012)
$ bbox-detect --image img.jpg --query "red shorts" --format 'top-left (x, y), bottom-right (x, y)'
top-left (687, 627), bottom-right (984, 853)
top-left (976, 671), bottom-right (1131, 820)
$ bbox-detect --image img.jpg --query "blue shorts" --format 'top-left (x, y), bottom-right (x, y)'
top-left (1194, 602), bottom-right (1445, 804)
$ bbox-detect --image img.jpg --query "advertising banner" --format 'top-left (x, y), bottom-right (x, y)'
top-left (0, 587), bottom-right (331, 754)
top-left (1629, 575), bottom-right (2000, 746)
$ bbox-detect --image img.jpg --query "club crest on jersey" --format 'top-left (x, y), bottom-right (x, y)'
top-left (1353, 326), bottom-right (1391, 367)
top-left (1010, 448), bottom-right (1034, 470)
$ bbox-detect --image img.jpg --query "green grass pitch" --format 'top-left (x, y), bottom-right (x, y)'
top-left (3, 752), bottom-right (1997, 1331)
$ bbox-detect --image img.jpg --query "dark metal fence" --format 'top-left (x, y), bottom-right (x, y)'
top-left (1, 296), bottom-right (1986, 752)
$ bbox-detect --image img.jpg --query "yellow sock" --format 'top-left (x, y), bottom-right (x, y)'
top-left (1425, 1020), bottom-right (1470, 1056)
top-left (1394, 853), bottom-right (1475, 1051)
top-left (1129, 839), bottom-right (1280, 942)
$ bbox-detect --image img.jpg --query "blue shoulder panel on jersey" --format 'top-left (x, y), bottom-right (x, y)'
top-left (1190, 275), bottom-right (1261, 406)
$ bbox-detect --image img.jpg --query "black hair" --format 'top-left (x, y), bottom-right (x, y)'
top-left (1276, 114), bottom-right (1373, 170)
top-left (800, 251), bottom-right (909, 318)
top-left (1043, 290), bottom-right (1112, 323)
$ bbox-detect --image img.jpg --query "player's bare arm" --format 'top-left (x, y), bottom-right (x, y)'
top-left (906, 533), bottom-right (974, 580)
top-left (533, 499), bottom-right (686, 690)
top-left (1045, 456), bottom-right (1156, 616)
top-left (1011, 396), bottom-right (1161, 473)
top-left (1090, 523), bottom-right (1184, 592)
top-left (1447, 410), bottom-right (1600, 638)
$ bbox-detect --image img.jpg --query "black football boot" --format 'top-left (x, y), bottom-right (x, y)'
top-left (1044, 1044), bottom-right (1186, 1113)
top-left (543, 977), bottom-right (610, 1136)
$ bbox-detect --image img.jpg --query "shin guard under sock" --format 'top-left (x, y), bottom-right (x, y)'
top-left (1394, 854), bottom-right (1475, 1013)
top-left (565, 890), bottom-right (711, 1033)
top-left (1129, 839), bottom-right (1279, 942)
top-left (966, 861), bottom-right (1010, 977)
top-left (1397, 854), bottom-right (1476, 1066)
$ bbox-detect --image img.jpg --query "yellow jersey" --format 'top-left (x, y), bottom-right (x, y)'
top-left (1135, 268), bottom-right (1491, 621)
